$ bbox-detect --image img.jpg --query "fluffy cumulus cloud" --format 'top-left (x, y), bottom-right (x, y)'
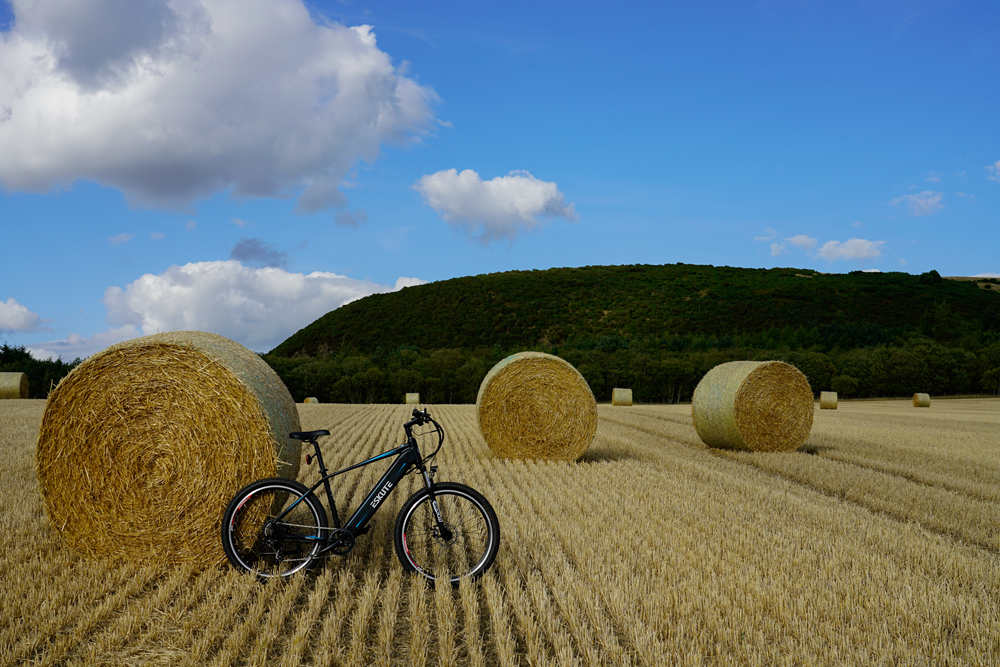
top-left (102, 260), bottom-right (425, 351)
top-left (0, 297), bottom-right (41, 332)
top-left (890, 190), bottom-right (943, 216)
top-left (413, 169), bottom-right (577, 241)
top-left (0, 0), bottom-right (436, 210)
top-left (818, 238), bottom-right (886, 261)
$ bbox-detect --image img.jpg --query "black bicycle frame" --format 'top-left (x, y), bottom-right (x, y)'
top-left (275, 436), bottom-right (425, 539)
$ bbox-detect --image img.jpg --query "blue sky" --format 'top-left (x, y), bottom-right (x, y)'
top-left (1, 0), bottom-right (997, 360)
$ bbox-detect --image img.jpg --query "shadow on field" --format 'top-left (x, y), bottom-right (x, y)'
top-left (579, 447), bottom-right (643, 464)
top-left (799, 444), bottom-right (836, 455)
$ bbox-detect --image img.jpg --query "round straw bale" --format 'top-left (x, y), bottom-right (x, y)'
top-left (36, 331), bottom-right (301, 566)
top-left (692, 360), bottom-right (813, 452)
top-left (303, 396), bottom-right (319, 404)
top-left (819, 391), bottom-right (838, 409)
top-left (912, 392), bottom-right (931, 407)
top-left (476, 351), bottom-right (597, 460)
top-left (611, 387), bottom-right (633, 406)
top-left (405, 392), bottom-right (420, 404)
top-left (0, 372), bottom-right (28, 398)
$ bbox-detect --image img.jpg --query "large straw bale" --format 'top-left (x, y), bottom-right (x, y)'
top-left (405, 393), bottom-right (420, 404)
top-left (819, 391), bottom-right (838, 409)
top-left (476, 351), bottom-right (597, 460)
top-left (0, 372), bottom-right (28, 398)
top-left (611, 387), bottom-right (633, 406)
top-left (692, 360), bottom-right (813, 452)
top-left (913, 392), bottom-right (931, 407)
top-left (36, 331), bottom-right (301, 566)
top-left (303, 396), bottom-right (319, 404)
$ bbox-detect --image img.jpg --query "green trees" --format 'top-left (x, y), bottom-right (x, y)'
top-left (0, 344), bottom-right (79, 398)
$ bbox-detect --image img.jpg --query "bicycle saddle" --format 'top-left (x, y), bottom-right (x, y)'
top-left (289, 429), bottom-right (330, 441)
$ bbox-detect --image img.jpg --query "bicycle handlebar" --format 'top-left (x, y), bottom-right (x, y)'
top-left (404, 408), bottom-right (444, 462)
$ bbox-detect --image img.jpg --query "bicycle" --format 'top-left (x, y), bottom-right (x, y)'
top-left (221, 408), bottom-right (500, 584)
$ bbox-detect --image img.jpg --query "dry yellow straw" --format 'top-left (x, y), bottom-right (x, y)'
top-left (0, 372), bottom-right (28, 398)
top-left (405, 393), bottom-right (420, 404)
top-left (36, 331), bottom-right (301, 566)
top-left (819, 391), bottom-right (838, 409)
top-left (476, 351), bottom-right (597, 460)
top-left (912, 393), bottom-right (931, 407)
top-left (692, 360), bottom-right (814, 452)
top-left (611, 387), bottom-right (633, 406)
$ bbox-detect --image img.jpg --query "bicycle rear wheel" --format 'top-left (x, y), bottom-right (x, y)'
top-left (221, 478), bottom-right (328, 578)
top-left (394, 482), bottom-right (500, 584)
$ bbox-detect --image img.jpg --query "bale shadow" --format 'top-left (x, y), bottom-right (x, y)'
top-left (578, 448), bottom-right (643, 464)
top-left (798, 444), bottom-right (836, 456)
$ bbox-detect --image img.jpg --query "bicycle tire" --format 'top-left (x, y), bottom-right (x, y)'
top-left (393, 482), bottom-right (500, 584)
top-left (221, 478), bottom-right (328, 578)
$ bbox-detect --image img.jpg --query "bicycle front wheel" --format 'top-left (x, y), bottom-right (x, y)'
top-left (221, 478), bottom-right (328, 578)
top-left (394, 482), bottom-right (500, 584)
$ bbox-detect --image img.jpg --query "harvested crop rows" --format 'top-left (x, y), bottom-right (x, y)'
top-left (1, 398), bottom-right (998, 664)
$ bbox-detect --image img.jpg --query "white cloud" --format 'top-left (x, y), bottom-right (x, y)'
top-left (109, 233), bottom-right (134, 245)
top-left (890, 190), bottom-right (943, 216)
top-left (770, 242), bottom-right (785, 256)
top-left (974, 273), bottom-right (1000, 278)
top-left (818, 238), bottom-right (886, 261)
top-left (27, 325), bottom-right (139, 362)
top-left (102, 260), bottom-right (424, 352)
top-left (232, 218), bottom-right (249, 228)
top-left (0, 297), bottom-right (41, 332)
top-left (185, 220), bottom-right (197, 231)
top-left (754, 227), bottom-right (777, 242)
top-left (851, 220), bottom-right (863, 228)
top-left (956, 192), bottom-right (975, 199)
top-left (925, 174), bottom-right (941, 183)
top-left (987, 161), bottom-right (1000, 183)
top-left (0, 0), bottom-right (436, 211)
top-left (413, 169), bottom-right (576, 242)
top-left (786, 234), bottom-right (817, 250)
top-left (861, 269), bottom-right (881, 273)
top-left (150, 232), bottom-right (165, 240)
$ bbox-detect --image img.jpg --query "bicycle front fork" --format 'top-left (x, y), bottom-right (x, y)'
top-left (420, 465), bottom-right (451, 537)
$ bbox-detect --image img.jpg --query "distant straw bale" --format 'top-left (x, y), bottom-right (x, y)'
top-left (36, 331), bottom-right (301, 566)
top-left (303, 397), bottom-right (319, 404)
top-left (819, 391), bottom-right (838, 409)
top-left (611, 388), bottom-right (633, 406)
top-left (476, 351), bottom-right (597, 460)
top-left (913, 393), bottom-right (931, 407)
top-left (0, 372), bottom-right (28, 399)
top-left (692, 360), bottom-right (814, 452)
top-left (405, 393), bottom-right (420, 404)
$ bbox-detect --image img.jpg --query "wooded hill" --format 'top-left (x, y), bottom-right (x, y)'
top-left (267, 264), bottom-right (1000, 403)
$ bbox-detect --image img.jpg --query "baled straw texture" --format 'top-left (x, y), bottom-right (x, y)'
top-left (819, 391), bottom-right (838, 409)
top-left (913, 392), bottom-right (931, 407)
top-left (405, 393), bottom-right (420, 404)
top-left (303, 397), bottom-right (319, 404)
top-left (476, 351), bottom-right (597, 460)
top-left (36, 331), bottom-right (301, 567)
top-left (0, 372), bottom-right (28, 399)
top-left (611, 387), bottom-right (633, 406)
top-left (692, 360), bottom-right (814, 452)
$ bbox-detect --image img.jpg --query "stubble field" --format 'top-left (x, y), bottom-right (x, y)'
top-left (1, 397), bottom-right (998, 665)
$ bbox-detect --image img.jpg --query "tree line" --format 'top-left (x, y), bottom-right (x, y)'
top-left (264, 337), bottom-right (1000, 404)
